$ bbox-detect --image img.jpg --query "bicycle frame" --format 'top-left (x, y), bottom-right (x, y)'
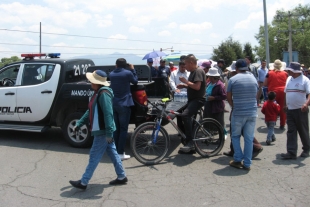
top-left (148, 100), bottom-right (212, 142)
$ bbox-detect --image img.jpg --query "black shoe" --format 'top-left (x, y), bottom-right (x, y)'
top-left (178, 149), bottom-right (196, 154)
top-left (109, 177), bottom-right (128, 185)
top-left (266, 140), bottom-right (271, 145)
top-left (69, 180), bottom-right (87, 190)
top-left (252, 147), bottom-right (263, 159)
top-left (271, 135), bottom-right (276, 142)
top-left (223, 151), bottom-right (234, 157)
top-left (281, 153), bottom-right (297, 160)
top-left (300, 151), bottom-right (309, 158)
top-left (243, 165), bottom-right (251, 171)
top-left (280, 126), bottom-right (285, 130)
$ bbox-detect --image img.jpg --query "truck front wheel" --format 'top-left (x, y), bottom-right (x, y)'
top-left (62, 112), bottom-right (93, 148)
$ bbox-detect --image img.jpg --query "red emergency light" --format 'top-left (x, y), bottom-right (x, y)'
top-left (21, 53), bottom-right (46, 58)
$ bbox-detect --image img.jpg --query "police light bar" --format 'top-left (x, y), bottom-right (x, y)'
top-left (47, 53), bottom-right (61, 58)
top-left (21, 53), bottom-right (46, 58)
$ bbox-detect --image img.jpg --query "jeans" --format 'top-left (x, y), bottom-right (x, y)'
top-left (81, 134), bottom-right (126, 185)
top-left (266, 121), bottom-right (276, 141)
top-left (231, 115), bottom-right (256, 168)
top-left (113, 105), bottom-right (131, 154)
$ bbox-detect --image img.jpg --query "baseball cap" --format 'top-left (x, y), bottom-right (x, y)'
top-left (235, 59), bottom-right (248, 71)
top-left (147, 58), bottom-right (153, 63)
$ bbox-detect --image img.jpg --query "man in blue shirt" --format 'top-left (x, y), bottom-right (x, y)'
top-left (227, 59), bottom-right (258, 170)
top-left (257, 60), bottom-right (268, 106)
top-left (109, 58), bottom-right (138, 160)
top-left (146, 58), bottom-right (157, 78)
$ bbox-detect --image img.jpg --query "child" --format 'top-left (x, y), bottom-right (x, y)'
top-left (261, 91), bottom-right (281, 145)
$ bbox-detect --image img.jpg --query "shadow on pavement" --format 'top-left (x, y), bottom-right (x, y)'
top-left (272, 154), bottom-right (306, 168)
top-left (213, 166), bottom-right (250, 176)
top-left (60, 184), bottom-right (112, 200)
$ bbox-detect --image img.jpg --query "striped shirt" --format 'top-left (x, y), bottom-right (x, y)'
top-left (284, 75), bottom-right (310, 110)
top-left (227, 72), bottom-right (258, 117)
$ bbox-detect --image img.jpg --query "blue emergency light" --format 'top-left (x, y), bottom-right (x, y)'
top-left (47, 53), bottom-right (61, 58)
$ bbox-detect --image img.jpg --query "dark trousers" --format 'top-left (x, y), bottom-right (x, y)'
top-left (113, 105), bottom-right (131, 154)
top-left (203, 101), bottom-right (225, 128)
top-left (181, 99), bottom-right (204, 142)
top-left (286, 109), bottom-right (310, 155)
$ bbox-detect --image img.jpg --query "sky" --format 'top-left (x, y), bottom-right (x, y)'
top-left (0, 0), bottom-right (308, 63)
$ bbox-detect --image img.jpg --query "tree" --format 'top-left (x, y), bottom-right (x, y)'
top-left (0, 56), bottom-right (21, 68)
top-left (211, 36), bottom-right (244, 67)
top-left (255, 4), bottom-right (310, 66)
top-left (243, 42), bottom-right (255, 62)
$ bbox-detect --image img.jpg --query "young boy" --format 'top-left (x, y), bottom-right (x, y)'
top-left (261, 91), bottom-right (281, 145)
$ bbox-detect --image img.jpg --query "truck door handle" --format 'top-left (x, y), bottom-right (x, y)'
top-left (41, 90), bottom-right (52, 94)
top-left (5, 92), bottom-right (15, 95)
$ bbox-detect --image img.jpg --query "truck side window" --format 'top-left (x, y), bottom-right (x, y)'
top-left (22, 64), bottom-right (55, 86)
top-left (0, 65), bottom-right (20, 87)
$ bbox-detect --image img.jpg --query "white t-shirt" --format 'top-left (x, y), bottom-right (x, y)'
top-left (284, 75), bottom-right (310, 110)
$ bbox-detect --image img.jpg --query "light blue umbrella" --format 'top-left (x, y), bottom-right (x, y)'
top-left (142, 50), bottom-right (167, 60)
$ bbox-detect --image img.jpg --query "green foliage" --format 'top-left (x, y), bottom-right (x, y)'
top-left (0, 56), bottom-right (21, 68)
top-left (243, 42), bottom-right (255, 62)
top-left (211, 36), bottom-right (244, 67)
top-left (255, 4), bottom-right (310, 66)
top-left (211, 37), bottom-right (255, 67)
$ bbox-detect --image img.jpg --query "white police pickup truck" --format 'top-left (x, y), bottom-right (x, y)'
top-left (0, 53), bottom-right (172, 147)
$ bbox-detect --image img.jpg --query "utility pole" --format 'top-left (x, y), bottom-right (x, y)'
top-left (263, 0), bottom-right (270, 65)
top-left (275, 11), bottom-right (303, 64)
top-left (39, 22), bottom-right (42, 58)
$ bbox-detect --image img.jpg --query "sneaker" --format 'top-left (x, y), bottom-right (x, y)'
top-left (179, 141), bottom-right (195, 153)
top-left (229, 160), bottom-right (243, 169)
top-left (300, 151), bottom-right (309, 158)
top-left (271, 135), bottom-right (276, 142)
top-left (281, 153), bottom-right (297, 160)
top-left (266, 140), bottom-right (271, 145)
top-left (252, 147), bottom-right (263, 159)
top-left (109, 177), bottom-right (128, 185)
top-left (119, 153), bottom-right (130, 161)
top-left (223, 151), bottom-right (234, 157)
top-left (69, 180), bottom-right (87, 190)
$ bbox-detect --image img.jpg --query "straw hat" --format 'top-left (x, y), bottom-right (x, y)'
top-left (86, 70), bottom-right (110, 86)
top-left (273, 59), bottom-right (282, 70)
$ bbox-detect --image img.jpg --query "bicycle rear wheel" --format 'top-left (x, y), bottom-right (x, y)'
top-left (193, 118), bottom-right (225, 157)
top-left (130, 122), bottom-right (170, 165)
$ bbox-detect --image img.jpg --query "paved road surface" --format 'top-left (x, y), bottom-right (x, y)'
top-left (0, 107), bottom-right (309, 207)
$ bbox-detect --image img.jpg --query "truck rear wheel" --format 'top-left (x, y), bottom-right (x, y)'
top-left (62, 112), bottom-right (93, 148)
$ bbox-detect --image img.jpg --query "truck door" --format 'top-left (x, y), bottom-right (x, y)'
top-left (0, 64), bottom-right (21, 121)
top-left (16, 63), bottom-right (60, 122)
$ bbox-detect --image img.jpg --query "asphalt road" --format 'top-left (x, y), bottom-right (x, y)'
top-left (0, 107), bottom-right (309, 207)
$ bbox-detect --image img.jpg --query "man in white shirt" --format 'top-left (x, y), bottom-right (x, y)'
top-left (169, 61), bottom-right (190, 93)
top-left (281, 62), bottom-right (310, 159)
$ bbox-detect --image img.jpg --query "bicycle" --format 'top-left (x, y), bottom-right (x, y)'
top-left (130, 98), bottom-right (225, 165)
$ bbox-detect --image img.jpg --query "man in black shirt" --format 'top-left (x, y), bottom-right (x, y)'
top-left (177, 54), bottom-right (206, 152)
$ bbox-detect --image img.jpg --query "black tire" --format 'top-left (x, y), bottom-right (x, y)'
top-left (193, 118), bottom-right (225, 157)
top-left (130, 122), bottom-right (170, 165)
top-left (62, 112), bottom-right (92, 148)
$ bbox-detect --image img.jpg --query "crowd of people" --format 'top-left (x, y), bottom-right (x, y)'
top-left (69, 54), bottom-right (310, 190)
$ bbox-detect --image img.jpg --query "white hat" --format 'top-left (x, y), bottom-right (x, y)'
top-left (86, 70), bottom-right (110, 86)
top-left (206, 67), bottom-right (220, 76)
top-left (227, 61), bottom-right (236, 72)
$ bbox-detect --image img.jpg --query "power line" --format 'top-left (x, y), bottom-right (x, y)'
top-left (0, 42), bottom-right (212, 52)
top-left (0, 28), bottom-right (218, 47)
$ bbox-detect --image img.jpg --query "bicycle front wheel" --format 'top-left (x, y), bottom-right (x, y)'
top-left (193, 118), bottom-right (225, 157)
top-left (130, 122), bottom-right (170, 165)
